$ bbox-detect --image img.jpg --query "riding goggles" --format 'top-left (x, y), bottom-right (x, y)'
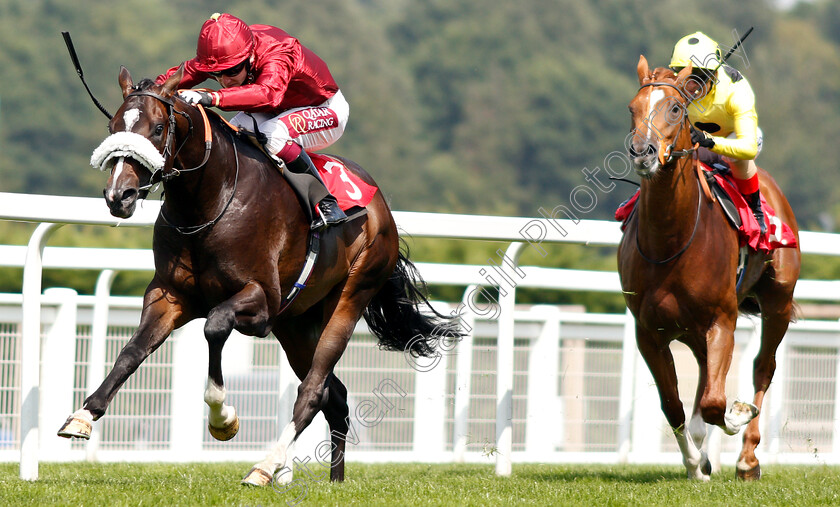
top-left (208, 59), bottom-right (248, 78)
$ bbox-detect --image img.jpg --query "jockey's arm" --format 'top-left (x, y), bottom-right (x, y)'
top-left (709, 85), bottom-right (759, 160)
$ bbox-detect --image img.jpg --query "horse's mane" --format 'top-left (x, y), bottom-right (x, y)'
top-left (651, 67), bottom-right (678, 82)
top-left (133, 78), bottom-right (156, 91)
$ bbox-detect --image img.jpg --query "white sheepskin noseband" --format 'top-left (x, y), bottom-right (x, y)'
top-left (90, 131), bottom-right (166, 172)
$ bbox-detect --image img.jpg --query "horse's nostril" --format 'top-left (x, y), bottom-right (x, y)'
top-left (121, 188), bottom-right (137, 202)
top-left (645, 144), bottom-right (656, 156)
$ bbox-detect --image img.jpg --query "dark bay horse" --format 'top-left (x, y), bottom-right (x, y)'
top-left (618, 56), bottom-right (800, 481)
top-left (57, 66), bottom-right (453, 486)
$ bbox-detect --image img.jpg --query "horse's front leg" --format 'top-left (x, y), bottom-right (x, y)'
top-left (702, 319), bottom-right (759, 435)
top-left (58, 280), bottom-right (190, 439)
top-left (204, 281), bottom-right (272, 441)
top-left (636, 329), bottom-right (711, 481)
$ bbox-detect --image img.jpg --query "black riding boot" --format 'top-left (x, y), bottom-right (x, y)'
top-left (745, 191), bottom-right (766, 236)
top-left (284, 151), bottom-right (348, 230)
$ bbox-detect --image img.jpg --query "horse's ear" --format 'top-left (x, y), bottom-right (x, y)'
top-left (637, 55), bottom-right (651, 85)
top-left (119, 66), bottom-right (134, 98)
top-left (675, 63), bottom-right (703, 97)
top-left (160, 64), bottom-right (184, 100)
top-left (675, 62), bottom-right (694, 83)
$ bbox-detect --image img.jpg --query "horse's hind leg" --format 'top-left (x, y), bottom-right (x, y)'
top-left (636, 331), bottom-right (710, 481)
top-left (243, 283), bottom-right (380, 486)
top-left (737, 300), bottom-right (794, 480)
top-left (204, 282), bottom-right (272, 440)
top-left (321, 373), bottom-right (350, 481)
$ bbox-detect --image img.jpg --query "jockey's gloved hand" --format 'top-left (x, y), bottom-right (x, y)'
top-left (178, 90), bottom-right (218, 107)
top-left (690, 125), bottom-right (715, 149)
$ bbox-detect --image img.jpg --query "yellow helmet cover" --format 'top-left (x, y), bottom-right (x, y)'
top-left (670, 32), bottom-right (722, 70)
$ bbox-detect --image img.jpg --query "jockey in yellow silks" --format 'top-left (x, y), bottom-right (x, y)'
top-left (670, 31), bottom-right (766, 233)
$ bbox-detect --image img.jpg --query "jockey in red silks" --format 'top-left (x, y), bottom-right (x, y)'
top-left (156, 12), bottom-right (349, 230)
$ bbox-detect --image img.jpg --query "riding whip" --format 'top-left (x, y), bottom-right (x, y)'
top-left (715, 26), bottom-right (754, 71)
top-left (61, 31), bottom-right (113, 119)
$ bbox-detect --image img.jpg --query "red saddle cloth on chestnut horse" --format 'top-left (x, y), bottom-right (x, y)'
top-left (615, 162), bottom-right (798, 253)
top-left (310, 153), bottom-right (378, 212)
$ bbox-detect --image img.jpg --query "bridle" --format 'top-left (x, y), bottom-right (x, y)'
top-left (637, 81), bottom-right (696, 165)
top-left (632, 80), bottom-right (704, 264)
top-left (126, 89), bottom-right (238, 235)
top-left (126, 89), bottom-right (213, 191)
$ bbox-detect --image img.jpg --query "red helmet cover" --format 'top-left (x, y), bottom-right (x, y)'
top-left (195, 13), bottom-right (254, 72)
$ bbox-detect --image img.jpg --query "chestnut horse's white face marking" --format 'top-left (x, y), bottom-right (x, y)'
top-left (646, 89), bottom-right (665, 144)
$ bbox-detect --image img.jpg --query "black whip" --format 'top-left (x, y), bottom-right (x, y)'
top-left (61, 31), bottom-right (113, 119)
top-left (716, 26), bottom-right (754, 71)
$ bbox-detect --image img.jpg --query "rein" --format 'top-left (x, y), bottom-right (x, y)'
top-left (633, 166), bottom-right (703, 265)
top-left (638, 81), bottom-right (695, 165)
top-left (127, 90), bottom-right (213, 191)
top-left (128, 89), bottom-right (237, 235)
top-left (633, 80), bottom-right (706, 264)
top-left (158, 128), bottom-right (240, 235)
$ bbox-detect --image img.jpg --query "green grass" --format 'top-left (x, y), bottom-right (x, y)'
top-left (1, 462), bottom-right (839, 506)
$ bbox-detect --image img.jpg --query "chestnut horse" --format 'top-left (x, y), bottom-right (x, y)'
top-left (618, 56), bottom-right (800, 481)
top-left (57, 66), bottom-right (454, 486)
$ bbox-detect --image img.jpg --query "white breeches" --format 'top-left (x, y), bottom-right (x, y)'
top-left (230, 90), bottom-right (349, 155)
top-left (726, 126), bottom-right (763, 180)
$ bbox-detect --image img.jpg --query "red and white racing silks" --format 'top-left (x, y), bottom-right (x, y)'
top-left (615, 163), bottom-right (798, 253)
top-left (157, 25), bottom-right (338, 114)
top-left (309, 154), bottom-right (378, 211)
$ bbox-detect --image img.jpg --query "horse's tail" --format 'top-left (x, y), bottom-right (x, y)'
top-left (363, 243), bottom-right (462, 358)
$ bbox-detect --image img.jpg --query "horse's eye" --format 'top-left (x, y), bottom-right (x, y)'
top-left (154, 124), bottom-right (164, 136)
top-left (671, 104), bottom-right (681, 115)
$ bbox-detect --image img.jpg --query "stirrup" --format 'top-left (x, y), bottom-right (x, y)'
top-left (311, 200), bottom-right (348, 230)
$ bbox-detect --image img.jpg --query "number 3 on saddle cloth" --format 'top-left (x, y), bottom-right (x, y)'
top-left (615, 162), bottom-right (798, 254)
top-left (310, 153), bottom-right (378, 218)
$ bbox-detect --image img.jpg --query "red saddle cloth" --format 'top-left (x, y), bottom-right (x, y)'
top-left (309, 153), bottom-right (378, 211)
top-left (615, 164), bottom-right (798, 253)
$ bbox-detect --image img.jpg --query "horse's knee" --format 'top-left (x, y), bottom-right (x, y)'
top-left (658, 396), bottom-right (686, 429)
top-left (205, 306), bottom-right (234, 342)
top-left (700, 395), bottom-right (727, 425)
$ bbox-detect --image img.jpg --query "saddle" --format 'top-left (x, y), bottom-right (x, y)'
top-left (615, 162), bottom-right (797, 254)
top-left (211, 110), bottom-right (376, 218)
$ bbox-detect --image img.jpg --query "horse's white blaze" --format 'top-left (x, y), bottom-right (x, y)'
top-left (123, 108), bottom-right (140, 132)
top-left (645, 89), bottom-right (665, 144)
top-left (112, 157), bottom-right (125, 183)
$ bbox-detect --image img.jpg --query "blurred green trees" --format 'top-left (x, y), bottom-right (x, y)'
top-left (0, 0), bottom-right (837, 303)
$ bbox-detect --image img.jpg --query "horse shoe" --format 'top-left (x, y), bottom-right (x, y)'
top-left (208, 416), bottom-right (240, 441)
top-left (241, 466), bottom-right (274, 487)
top-left (56, 415), bottom-right (92, 440)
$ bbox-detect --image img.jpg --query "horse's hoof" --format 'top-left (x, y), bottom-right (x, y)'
top-left (241, 466), bottom-right (273, 487)
top-left (208, 416), bottom-right (239, 441)
top-left (737, 463), bottom-right (761, 481)
top-left (57, 415), bottom-right (92, 439)
top-left (724, 401), bottom-right (759, 434)
top-left (701, 456), bottom-right (712, 476)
